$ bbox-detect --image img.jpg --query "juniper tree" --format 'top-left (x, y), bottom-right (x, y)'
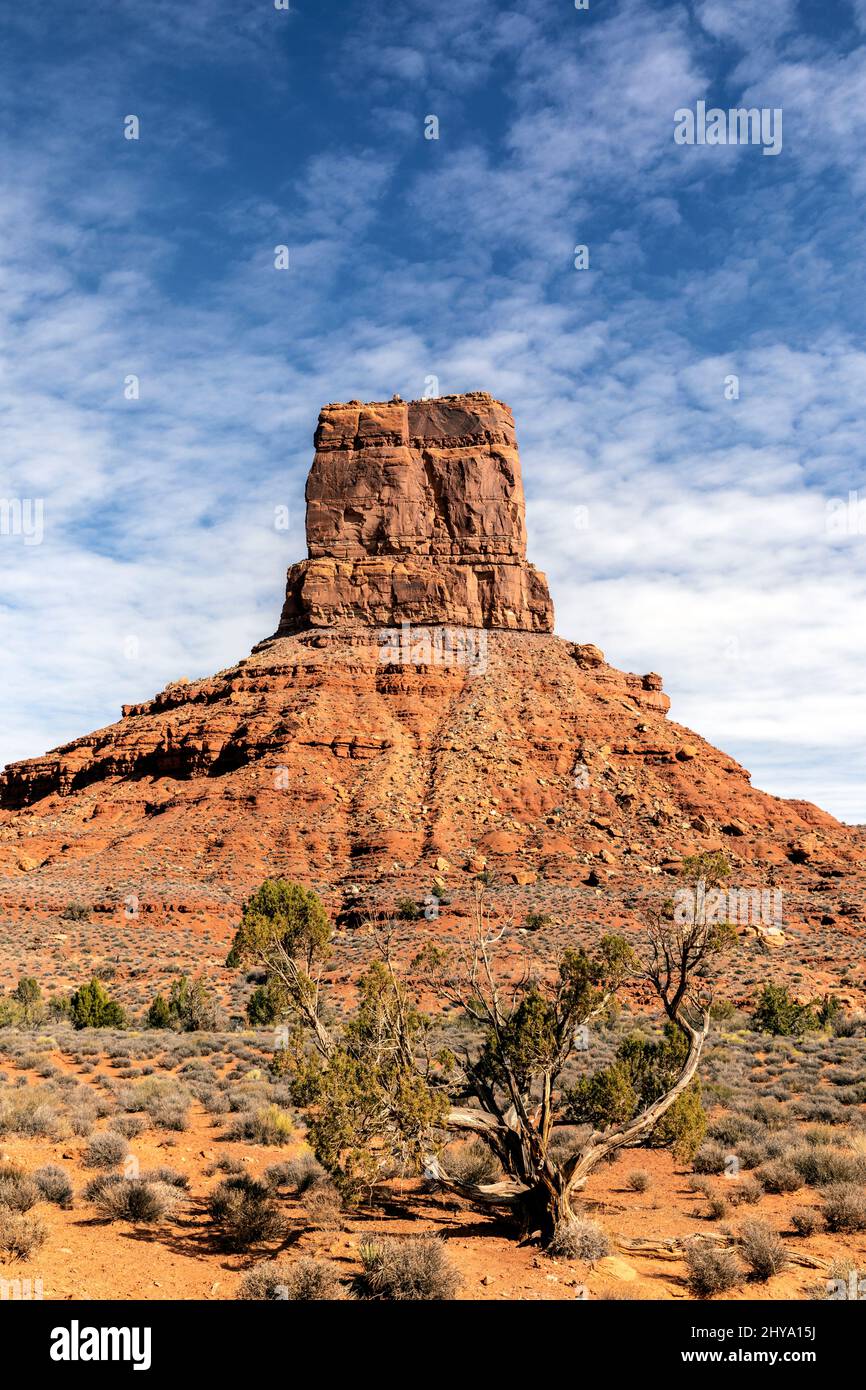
top-left (226, 871), bottom-right (733, 1240)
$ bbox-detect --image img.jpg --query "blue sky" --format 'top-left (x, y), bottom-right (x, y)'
top-left (1, 0), bottom-right (865, 820)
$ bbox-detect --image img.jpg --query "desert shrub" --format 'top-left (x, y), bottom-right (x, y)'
top-left (730, 1175), bottom-right (764, 1206)
top-left (207, 1175), bottom-right (282, 1250)
top-left (547, 1217), bottom-right (610, 1263)
top-left (708, 1113), bottom-right (765, 1146)
top-left (756, 1159), bottom-right (802, 1194)
top-left (791, 1206), bottom-right (822, 1236)
top-left (360, 1236), bottom-right (460, 1300)
top-left (684, 1244), bottom-right (740, 1298)
top-left (33, 1164), bottom-right (73, 1207)
top-left (821, 1183), bottom-right (866, 1233)
top-left (265, 1153), bottom-right (325, 1194)
top-left (442, 1138), bottom-right (504, 1187)
top-left (394, 898), bottom-right (420, 922)
top-left (237, 1257), bottom-right (346, 1301)
top-left (144, 1093), bottom-right (190, 1132)
top-left (95, 1178), bottom-right (177, 1224)
top-left (736, 1139), bottom-right (770, 1170)
top-left (83, 1173), bottom-right (125, 1202)
top-left (627, 1169), bottom-right (650, 1193)
top-left (807, 1257), bottom-right (863, 1300)
top-left (792, 1146), bottom-right (866, 1187)
top-left (113, 1114), bottom-right (148, 1139)
top-left (303, 1179), bottom-right (343, 1230)
top-left (0, 1210), bottom-right (47, 1260)
top-left (83, 1131), bottom-right (129, 1169)
top-left (61, 903), bottom-right (90, 922)
top-left (227, 1104), bottom-right (296, 1147)
top-left (693, 1141), bottom-right (728, 1176)
top-left (0, 1163), bottom-right (39, 1213)
top-left (524, 911), bottom-right (552, 931)
top-left (739, 1221), bottom-right (789, 1281)
top-left (142, 1166), bottom-right (189, 1189)
top-left (705, 1193), bottom-right (729, 1221)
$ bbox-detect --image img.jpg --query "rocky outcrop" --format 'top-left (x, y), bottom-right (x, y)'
top-left (0, 390), bottom-right (862, 1015)
top-left (277, 392), bottom-right (554, 633)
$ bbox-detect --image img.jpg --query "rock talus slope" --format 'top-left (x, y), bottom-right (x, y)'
top-left (0, 393), bottom-right (862, 984)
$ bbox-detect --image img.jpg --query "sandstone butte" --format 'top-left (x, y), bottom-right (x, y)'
top-left (0, 391), bottom-right (864, 999)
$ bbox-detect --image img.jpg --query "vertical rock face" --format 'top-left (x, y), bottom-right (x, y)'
top-left (277, 391), bottom-right (554, 633)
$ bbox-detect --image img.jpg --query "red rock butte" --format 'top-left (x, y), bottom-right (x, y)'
top-left (0, 391), bottom-right (863, 1009)
top-left (278, 392), bottom-right (554, 633)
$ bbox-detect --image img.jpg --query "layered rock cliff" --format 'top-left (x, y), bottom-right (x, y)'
top-left (278, 392), bottom-right (554, 633)
top-left (0, 393), bottom-right (862, 1009)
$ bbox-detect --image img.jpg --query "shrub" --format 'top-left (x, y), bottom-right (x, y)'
top-left (0, 1210), bottom-right (47, 1260)
top-left (705, 1193), bottom-right (729, 1221)
top-left (237, 1258), bottom-right (346, 1301)
top-left (228, 1104), bottom-right (296, 1147)
top-left (822, 1183), bottom-right (866, 1233)
top-left (394, 897), bottom-right (420, 922)
top-left (83, 1173), bottom-right (125, 1203)
top-left (141, 1166), bottom-right (189, 1190)
top-left (739, 1221), bottom-right (789, 1281)
top-left (730, 1175), bottom-right (763, 1206)
top-left (442, 1138), bottom-right (503, 1187)
top-left (83, 1131), bottom-right (129, 1169)
top-left (792, 1146), bottom-right (866, 1187)
top-left (547, 1217), bottom-right (610, 1263)
top-left (756, 1159), bottom-right (802, 1194)
top-left (144, 1089), bottom-right (190, 1132)
top-left (265, 1153), bottom-right (325, 1194)
top-left (360, 1236), bottom-right (460, 1300)
top-left (684, 1244), bottom-right (740, 1298)
top-left (114, 1114), bottom-right (148, 1139)
top-left (0, 1163), bottom-right (39, 1212)
top-left (627, 1169), bottom-right (650, 1193)
top-left (303, 1179), bottom-right (343, 1230)
top-left (207, 1175), bottom-right (282, 1250)
top-left (791, 1206), bottom-right (822, 1236)
top-left (693, 1142), bottom-right (728, 1176)
top-left (95, 1179), bottom-right (178, 1224)
top-left (33, 1164), bottom-right (73, 1207)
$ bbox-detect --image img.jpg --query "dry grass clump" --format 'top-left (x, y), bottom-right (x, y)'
top-left (684, 1244), bottom-right (740, 1298)
top-left (95, 1178), bottom-right (179, 1224)
top-left (547, 1217), bottom-right (610, 1264)
top-left (360, 1236), bottom-right (461, 1301)
top-left (738, 1221), bottom-right (789, 1281)
top-left (0, 1210), bottom-right (47, 1260)
top-left (237, 1258), bottom-right (348, 1301)
top-left (207, 1175), bottom-right (283, 1250)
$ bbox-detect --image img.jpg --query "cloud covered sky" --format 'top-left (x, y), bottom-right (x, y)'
top-left (1, 0), bottom-right (865, 819)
